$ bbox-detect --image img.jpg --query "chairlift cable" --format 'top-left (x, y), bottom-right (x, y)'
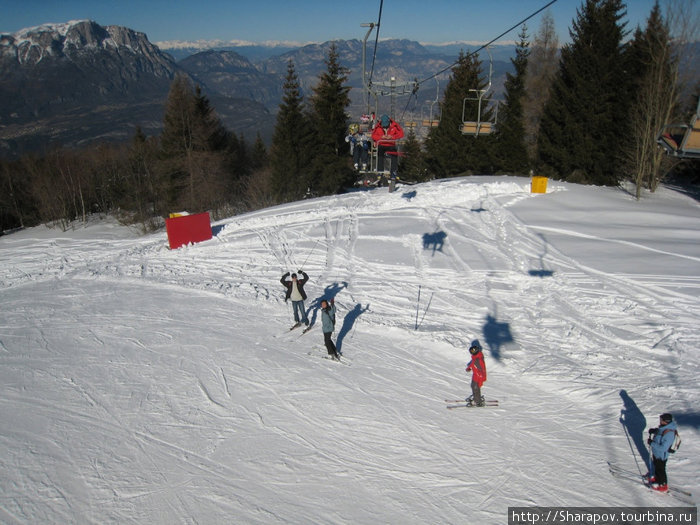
top-left (399, 83), bottom-right (419, 123)
top-left (367, 0), bottom-right (384, 90)
top-left (416, 0), bottom-right (559, 87)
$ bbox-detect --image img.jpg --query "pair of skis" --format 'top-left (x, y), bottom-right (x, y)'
top-left (307, 349), bottom-right (350, 365)
top-left (289, 322), bottom-right (313, 334)
top-left (445, 398), bottom-right (499, 409)
top-left (607, 462), bottom-right (694, 504)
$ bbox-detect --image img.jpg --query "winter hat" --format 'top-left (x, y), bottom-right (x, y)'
top-left (380, 114), bottom-right (391, 127)
top-left (660, 413), bottom-right (673, 423)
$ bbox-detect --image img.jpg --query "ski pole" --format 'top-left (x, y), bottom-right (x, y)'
top-left (299, 239), bottom-right (320, 271)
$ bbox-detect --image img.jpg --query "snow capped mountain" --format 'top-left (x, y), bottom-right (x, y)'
top-left (0, 20), bottom-right (274, 156)
top-left (1, 19), bottom-right (171, 68)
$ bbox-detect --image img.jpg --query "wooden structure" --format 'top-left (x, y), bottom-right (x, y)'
top-left (657, 101), bottom-right (700, 159)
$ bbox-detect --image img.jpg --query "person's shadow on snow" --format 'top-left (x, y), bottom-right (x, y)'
top-left (307, 281), bottom-right (348, 326)
top-left (337, 303), bottom-right (369, 353)
top-left (619, 389), bottom-right (649, 466)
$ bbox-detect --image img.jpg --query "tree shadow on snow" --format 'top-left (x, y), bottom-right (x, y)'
top-left (337, 303), bottom-right (370, 352)
top-left (619, 390), bottom-right (650, 466)
top-left (482, 313), bottom-right (513, 361)
top-left (665, 183), bottom-right (700, 204)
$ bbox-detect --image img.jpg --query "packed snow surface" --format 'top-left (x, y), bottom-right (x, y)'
top-left (1, 176), bottom-right (698, 523)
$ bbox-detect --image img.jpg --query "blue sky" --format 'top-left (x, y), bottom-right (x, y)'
top-left (1, 0), bottom-right (673, 45)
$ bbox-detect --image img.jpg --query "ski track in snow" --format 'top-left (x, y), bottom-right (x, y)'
top-left (0, 177), bottom-right (698, 523)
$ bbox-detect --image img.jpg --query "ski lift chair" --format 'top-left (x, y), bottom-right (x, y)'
top-left (461, 93), bottom-right (498, 136)
top-left (460, 47), bottom-right (499, 137)
top-left (421, 107), bottom-right (440, 127)
top-left (421, 79), bottom-right (441, 127)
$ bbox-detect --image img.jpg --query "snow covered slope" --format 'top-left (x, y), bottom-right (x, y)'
top-left (1, 176), bottom-right (698, 523)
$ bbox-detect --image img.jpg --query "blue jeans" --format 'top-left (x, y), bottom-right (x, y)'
top-left (292, 300), bottom-right (308, 324)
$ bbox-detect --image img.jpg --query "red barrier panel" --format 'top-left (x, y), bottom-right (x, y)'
top-left (165, 212), bottom-right (212, 249)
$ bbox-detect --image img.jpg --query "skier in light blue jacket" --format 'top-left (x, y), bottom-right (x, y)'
top-left (646, 413), bottom-right (677, 492)
top-left (320, 298), bottom-right (339, 360)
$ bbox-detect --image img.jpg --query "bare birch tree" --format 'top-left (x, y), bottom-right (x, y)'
top-left (523, 10), bottom-right (559, 164)
top-left (626, 0), bottom-right (699, 198)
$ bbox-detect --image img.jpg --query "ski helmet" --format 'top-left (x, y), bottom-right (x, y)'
top-left (469, 344), bottom-right (481, 355)
top-left (660, 413), bottom-right (673, 423)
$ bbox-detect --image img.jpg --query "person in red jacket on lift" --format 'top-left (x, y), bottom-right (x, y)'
top-left (371, 114), bottom-right (404, 178)
top-left (466, 343), bottom-right (487, 406)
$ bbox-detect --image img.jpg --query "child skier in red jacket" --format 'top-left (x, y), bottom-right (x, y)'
top-left (466, 344), bottom-right (487, 406)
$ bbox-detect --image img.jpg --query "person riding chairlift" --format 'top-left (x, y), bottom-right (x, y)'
top-left (371, 114), bottom-right (404, 178)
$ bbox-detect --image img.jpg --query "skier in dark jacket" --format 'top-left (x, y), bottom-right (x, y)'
top-left (280, 271), bottom-right (309, 328)
top-left (320, 298), bottom-right (339, 360)
top-left (646, 413), bottom-right (678, 492)
top-left (466, 343), bottom-right (487, 406)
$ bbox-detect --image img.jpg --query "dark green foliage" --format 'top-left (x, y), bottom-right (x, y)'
top-left (123, 127), bottom-right (161, 222)
top-left (0, 158), bottom-right (37, 230)
top-left (425, 51), bottom-right (496, 178)
top-left (159, 75), bottom-right (234, 212)
top-left (538, 0), bottom-right (630, 185)
top-left (270, 60), bottom-right (314, 201)
top-left (494, 26), bottom-right (531, 175)
top-left (251, 133), bottom-right (269, 171)
top-left (306, 43), bottom-right (354, 195)
top-left (399, 129), bottom-right (429, 182)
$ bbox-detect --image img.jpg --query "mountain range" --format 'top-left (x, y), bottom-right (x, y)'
top-left (0, 20), bottom-right (514, 158)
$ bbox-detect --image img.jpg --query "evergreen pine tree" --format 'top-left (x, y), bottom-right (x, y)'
top-left (270, 60), bottom-right (313, 202)
top-left (399, 128), bottom-right (428, 182)
top-left (159, 75), bottom-right (231, 212)
top-left (159, 74), bottom-right (197, 210)
top-left (495, 25), bottom-right (531, 175)
top-left (251, 133), bottom-right (269, 171)
top-left (307, 43), bottom-right (354, 195)
top-left (537, 0), bottom-right (630, 185)
top-left (425, 51), bottom-right (494, 178)
top-left (192, 85), bottom-right (230, 152)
